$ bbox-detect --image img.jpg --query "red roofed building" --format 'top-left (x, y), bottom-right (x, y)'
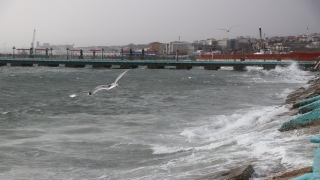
top-left (175, 50), bottom-right (189, 55)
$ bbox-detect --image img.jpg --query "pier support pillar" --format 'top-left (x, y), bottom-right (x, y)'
top-left (92, 64), bottom-right (112, 68)
top-left (11, 63), bottom-right (19, 66)
top-left (11, 63), bottom-right (33, 67)
top-left (65, 64), bottom-right (85, 68)
top-left (263, 65), bottom-right (276, 70)
top-left (0, 63), bottom-right (7, 66)
top-left (176, 65), bottom-right (192, 70)
top-left (147, 65), bottom-right (165, 69)
top-left (120, 65), bottom-right (138, 69)
top-left (204, 65), bottom-right (220, 70)
top-left (49, 64), bottom-right (59, 67)
top-left (103, 65), bottom-right (112, 68)
top-left (38, 63), bottom-right (59, 67)
top-left (92, 64), bottom-right (103, 68)
top-left (233, 65), bottom-right (245, 71)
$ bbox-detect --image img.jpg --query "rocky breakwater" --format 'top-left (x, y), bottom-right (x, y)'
top-left (280, 74), bottom-right (320, 132)
top-left (271, 73), bottom-right (320, 179)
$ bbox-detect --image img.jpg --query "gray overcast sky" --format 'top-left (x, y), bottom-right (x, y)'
top-left (1, 0), bottom-right (320, 49)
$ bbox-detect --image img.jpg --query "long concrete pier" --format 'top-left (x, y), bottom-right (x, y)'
top-left (0, 58), bottom-right (315, 70)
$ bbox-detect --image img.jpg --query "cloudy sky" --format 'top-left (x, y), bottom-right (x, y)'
top-left (0, 0), bottom-right (319, 50)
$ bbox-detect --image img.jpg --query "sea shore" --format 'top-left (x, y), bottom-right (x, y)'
top-left (267, 74), bottom-right (320, 179)
top-left (200, 73), bottom-right (320, 180)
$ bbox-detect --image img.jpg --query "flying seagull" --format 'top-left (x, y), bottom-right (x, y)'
top-left (88, 69), bottom-right (130, 95)
top-left (217, 25), bottom-right (240, 32)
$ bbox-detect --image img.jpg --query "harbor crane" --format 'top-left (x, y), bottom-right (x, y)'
top-left (30, 29), bottom-right (36, 57)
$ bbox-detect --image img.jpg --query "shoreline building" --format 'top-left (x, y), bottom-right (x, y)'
top-left (148, 42), bottom-right (163, 55)
top-left (120, 49), bottom-right (156, 56)
top-left (193, 39), bottom-right (218, 51)
top-left (217, 38), bottom-right (239, 52)
top-left (168, 41), bottom-right (194, 55)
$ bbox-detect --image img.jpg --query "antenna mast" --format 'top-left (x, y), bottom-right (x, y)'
top-left (30, 29), bottom-right (36, 56)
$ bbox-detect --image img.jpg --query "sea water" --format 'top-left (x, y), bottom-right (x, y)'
top-left (0, 62), bottom-right (317, 179)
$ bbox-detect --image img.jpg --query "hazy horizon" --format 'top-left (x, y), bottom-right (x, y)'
top-left (1, 0), bottom-right (320, 51)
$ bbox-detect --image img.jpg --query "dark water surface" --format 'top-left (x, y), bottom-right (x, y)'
top-left (0, 64), bottom-right (317, 179)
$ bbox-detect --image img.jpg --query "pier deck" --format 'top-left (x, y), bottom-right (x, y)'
top-left (0, 58), bottom-right (316, 70)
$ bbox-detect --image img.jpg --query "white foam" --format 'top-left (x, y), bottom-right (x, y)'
top-left (182, 77), bottom-right (197, 80)
top-left (277, 88), bottom-right (296, 99)
top-left (247, 131), bottom-right (314, 169)
top-left (152, 145), bottom-right (190, 154)
top-left (180, 126), bottom-right (212, 140)
top-left (69, 93), bottom-right (78, 98)
top-left (215, 106), bottom-right (288, 134)
top-left (245, 66), bottom-right (263, 71)
top-left (151, 104), bottom-right (315, 176)
top-left (96, 175), bottom-right (108, 179)
top-left (246, 62), bottom-right (313, 84)
top-left (219, 67), bottom-right (234, 70)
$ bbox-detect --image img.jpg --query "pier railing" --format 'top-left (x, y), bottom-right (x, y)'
top-left (0, 53), bottom-right (193, 61)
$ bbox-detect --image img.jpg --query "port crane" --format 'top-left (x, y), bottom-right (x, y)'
top-left (29, 29), bottom-right (36, 57)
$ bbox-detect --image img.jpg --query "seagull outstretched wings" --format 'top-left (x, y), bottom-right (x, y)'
top-left (217, 25), bottom-right (240, 32)
top-left (88, 69), bottom-right (130, 95)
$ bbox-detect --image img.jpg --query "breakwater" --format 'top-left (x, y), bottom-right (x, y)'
top-left (271, 74), bottom-right (320, 179)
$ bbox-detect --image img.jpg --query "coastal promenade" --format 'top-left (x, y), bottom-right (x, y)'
top-left (0, 58), bottom-right (316, 70)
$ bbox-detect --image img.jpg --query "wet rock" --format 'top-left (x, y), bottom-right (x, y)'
top-left (286, 75), bottom-right (320, 106)
top-left (280, 74), bottom-right (320, 131)
top-left (199, 164), bottom-right (254, 180)
top-left (269, 166), bottom-right (312, 180)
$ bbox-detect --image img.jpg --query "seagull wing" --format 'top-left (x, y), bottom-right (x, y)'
top-left (230, 25), bottom-right (240, 29)
top-left (113, 69), bottom-right (130, 84)
top-left (90, 84), bottom-right (113, 94)
top-left (88, 69), bottom-right (129, 95)
top-left (216, 28), bottom-right (227, 31)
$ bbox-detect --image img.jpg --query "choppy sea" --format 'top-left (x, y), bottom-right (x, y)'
top-left (0, 62), bottom-right (317, 179)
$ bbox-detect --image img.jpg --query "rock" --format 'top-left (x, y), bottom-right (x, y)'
top-left (285, 75), bottom-right (320, 105)
top-left (280, 74), bottom-right (320, 131)
top-left (199, 164), bottom-right (254, 180)
top-left (269, 166), bottom-right (312, 179)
